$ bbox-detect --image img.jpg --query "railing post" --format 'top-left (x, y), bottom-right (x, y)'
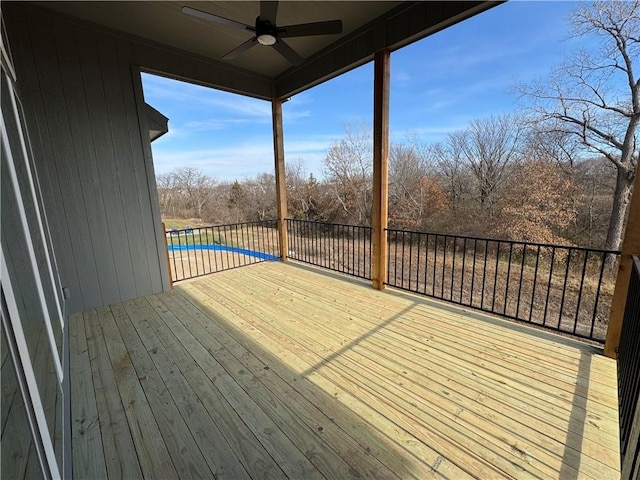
top-left (372, 49), bottom-right (390, 290)
top-left (605, 170), bottom-right (640, 358)
top-left (272, 98), bottom-right (288, 262)
top-left (161, 222), bottom-right (173, 288)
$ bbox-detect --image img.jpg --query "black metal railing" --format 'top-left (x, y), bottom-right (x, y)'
top-left (286, 219), bottom-right (373, 280)
top-left (618, 255), bottom-right (640, 465)
top-left (169, 218), bottom-right (619, 343)
top-left (385, 229), bottom-right (619, 343)
top-left (166, 220), bottom-right (279, 282)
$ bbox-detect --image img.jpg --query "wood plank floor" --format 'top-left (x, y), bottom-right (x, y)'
top-left (70, 261), bottom-right (620, 480)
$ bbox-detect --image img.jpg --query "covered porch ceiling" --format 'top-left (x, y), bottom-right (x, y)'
top-left (35, 0), bottom-right (501, 100)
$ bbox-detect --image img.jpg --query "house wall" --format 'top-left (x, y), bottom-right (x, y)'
top-left (3, 4), bottom-right (178, 313)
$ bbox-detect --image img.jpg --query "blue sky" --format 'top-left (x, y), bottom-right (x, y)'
top-left (143, 1), bottom-right (592, 181)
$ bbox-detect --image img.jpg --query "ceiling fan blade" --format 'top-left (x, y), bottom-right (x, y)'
top-left (182, 6), bottom-right (253, 31)
top-left (223, 37), bottom-right (258, 60)
top-left (260, 1), bottom-right (279, 24)
top-left (272, 40), bottom-right (304, 65)
top-left (279, 20), bottom-right (342, 38)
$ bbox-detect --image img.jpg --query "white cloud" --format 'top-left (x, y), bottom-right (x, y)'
top-left (421, 98), bottom-right (459, 112)
top-left (390, 124), bottom-right (472, 144)
top-left (151, 132), bottom-right (342, 181)
top-left (392, 71), bottom-right (412, 87)
top-left (143, 73), bottom-right (311, 125)
top-left (143, 75), bottom-right (269, 113)
top-left (182, 118), bottom-right (252, 131)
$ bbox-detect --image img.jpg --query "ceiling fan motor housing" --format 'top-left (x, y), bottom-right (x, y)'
top-left (255, 17), bottom-right (277, 45)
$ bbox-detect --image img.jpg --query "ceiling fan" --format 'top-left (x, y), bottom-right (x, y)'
top-left (182, 1), bottom-right (342, 65)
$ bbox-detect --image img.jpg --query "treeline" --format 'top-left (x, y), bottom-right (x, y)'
top-left (157, 115), bottom-right (617, 249)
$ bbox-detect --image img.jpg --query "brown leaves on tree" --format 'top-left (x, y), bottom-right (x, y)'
top-left (496, 161), bottom-right (578, 245)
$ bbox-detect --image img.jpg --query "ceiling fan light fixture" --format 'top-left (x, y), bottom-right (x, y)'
top-left (257, 33), bottom-right (276, 46)
top-left (183, 2), bottom-right (342, 64)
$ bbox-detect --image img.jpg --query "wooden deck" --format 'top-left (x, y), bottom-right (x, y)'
top-left (70, 261), bottom-right (620, 480)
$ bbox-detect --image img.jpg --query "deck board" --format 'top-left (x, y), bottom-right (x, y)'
top-left (95, 306), bottom-right (179, 479)
top-left (156, 291), bottom-right (411, 480)
top-left (111, 301), bottom-right (216, 479)
top-left (83, 309), bottom-right (144, 479)
top-left (192, 271), bottom-right (612, 479)
top-left (128, 296), bottom-right (251, 479)
top-left (71, 261), bottom-right (620, 480)
top-left (69, 313), bottom-right (107, 479)
top-left (154, 292), bottom-right (368, 480)
top-left (142, 294), bottom-right (288, 480)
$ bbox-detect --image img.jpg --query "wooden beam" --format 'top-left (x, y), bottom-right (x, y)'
top-left (604, 170), bottom-right (640, 358)
top-left (372, 49), bottom-right (390, 290)
top-left (272, 99), bottom-right (288, 262)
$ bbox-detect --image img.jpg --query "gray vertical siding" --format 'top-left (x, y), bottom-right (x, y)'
top-left (4, 5), bottom-right (171, 313)
top-left (4, 1), bottom-right (273, 313)
top-left (127, 63), bottom-right (166, 295)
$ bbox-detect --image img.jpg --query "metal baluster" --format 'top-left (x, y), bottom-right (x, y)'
top-left (515, 244), bottom-right (527, 319)
top-left (441, 236), bottom-right (447, 298)
top-left (460, 237), bottom-right (467, 303)
top-left (529, 246), bottom-right (541, 323)
top-left (491, 242), bottom-right (500, 312)
top-left (543, 248), bottom-right (556, 326)
top-left (590, 253), bottom-right (607, 340)
top-left (481, 240), bottom-right (489, 309)
top-left (557, 248), bottom-right (572, 331)
top-left (470, 239), bottom-right (477, 306)
top-left (432, 235), bottom-right (438, 296)
top-left (503, 242), bottom-right (513, 315)
top-left (423, 234), bottom-right (430, 295)
top-left (573, 250), bottom-right (589, 335)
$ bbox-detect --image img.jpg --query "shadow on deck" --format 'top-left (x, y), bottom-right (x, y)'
top-left (70, 261), bottom-right (620, 479)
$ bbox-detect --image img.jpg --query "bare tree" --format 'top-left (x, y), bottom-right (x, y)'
top-left (286, 159), bottom-right (313, 219)
top-left (157, 167), bottom-right (216, 219)
top-left (524, 127), bottom-right (580, 168)
top-left (444, 115), bottom-right (523, 218)
top-left (572, 158), bottom-right (617, 246)
top-left (243, 173), bottom-right (277, 220)
top-left (389, 142), bottom-right (427, 219)
top-left (430, 141), bottom-right (468, 213)
top-left (173, 167), bottom-right (216, 218)
top-left (520, 1), bottom-right (639, 250)
top-left (323, 122), bottom-right (372, 224)
top-left (157, 172), bottom-right (179, 216)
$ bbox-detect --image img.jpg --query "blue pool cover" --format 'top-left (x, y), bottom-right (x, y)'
top-left (167, 244), bottom-right (278, 261)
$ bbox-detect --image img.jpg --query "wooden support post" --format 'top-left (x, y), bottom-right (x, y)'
top-left (604, 169), bottom-right (640, 358)
top-left (272, 98), bottom-right (288, 262)
top-left (161, 222), bottom-right (173, 288)
top-left (372, 49), bottom-right (390, 290)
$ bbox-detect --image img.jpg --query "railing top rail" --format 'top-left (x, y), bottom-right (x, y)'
top-left (385, 227), bottom-right (620, 255)
top-left (287, 218), bottom-right (372, 229)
